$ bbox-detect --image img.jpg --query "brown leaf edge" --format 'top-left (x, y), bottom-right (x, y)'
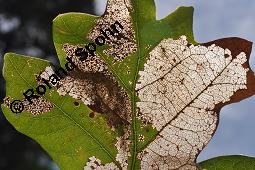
top-left (195, 38), bottom-right (255, 168)
top-left (203, 37), bottom-right (255, 109)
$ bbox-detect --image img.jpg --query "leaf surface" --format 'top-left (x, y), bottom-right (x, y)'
top-left (2, 54), bottom-right (120, 169)
top-left (1, 1), bottom-right (255, 170)
top-left (199, 155), bottom-right (255, 170)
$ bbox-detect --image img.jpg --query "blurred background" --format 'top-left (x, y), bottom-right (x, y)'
top-left (0, 0), bottom-right (255, 169)
top-left (0, 1), bottom-right (94, 169)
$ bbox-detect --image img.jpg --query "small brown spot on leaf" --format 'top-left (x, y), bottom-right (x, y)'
top-left (74, 101), bottom-right (79, 106)
top-left (89, 112), bottom-right (95, 118)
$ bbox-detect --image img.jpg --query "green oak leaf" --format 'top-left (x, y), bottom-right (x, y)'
top-left (2, 53), bottom-right (120, 169)
top-left (199, 155), bottom-right (255, 170)
top-left (1, 0), bottom-right (255, 170)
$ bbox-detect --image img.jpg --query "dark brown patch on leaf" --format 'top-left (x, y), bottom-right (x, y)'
top-left (60, 42), bottom-right (132, 130)
top-left (67, 69), bottom-right (131, 128)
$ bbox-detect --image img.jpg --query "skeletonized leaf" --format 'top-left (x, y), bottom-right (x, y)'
top-left (1, 0), bottom-right (255, 170)
top-left (136, 36), bottom-right (255, 170)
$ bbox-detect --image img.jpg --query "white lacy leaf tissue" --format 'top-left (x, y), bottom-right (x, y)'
top-left (135, 36), bottom-right (248, 170)
top-left (81, 35), bottom-right (251, 170)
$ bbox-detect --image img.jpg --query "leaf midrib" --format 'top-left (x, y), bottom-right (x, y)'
top-left (130, 1), bottom-right (142, 169)
top-left (139, 53), bottom-right (238, 151)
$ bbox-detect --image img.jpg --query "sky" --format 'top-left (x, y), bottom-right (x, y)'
top-left (94, 0), bottom-right (255, 162)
